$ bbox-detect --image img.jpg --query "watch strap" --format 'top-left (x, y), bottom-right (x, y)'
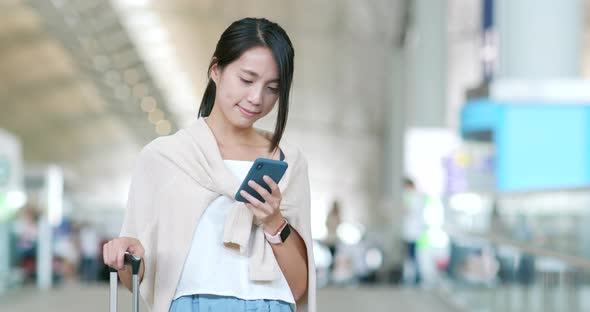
top-left (264, 219), bottom-right (290, 244)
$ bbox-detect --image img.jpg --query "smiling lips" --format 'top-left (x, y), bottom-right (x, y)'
top-left (237, 105), bottom-right (260, 117)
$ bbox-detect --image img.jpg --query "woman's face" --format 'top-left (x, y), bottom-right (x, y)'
top-left (211, 46), bottom-right (280, 129)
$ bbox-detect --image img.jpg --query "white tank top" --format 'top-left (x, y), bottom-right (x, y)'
top-left (173, 160), bottom-right (295, 303)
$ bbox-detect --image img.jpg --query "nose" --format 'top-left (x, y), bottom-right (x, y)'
top-left (246, 85), bottom-right (263, 105)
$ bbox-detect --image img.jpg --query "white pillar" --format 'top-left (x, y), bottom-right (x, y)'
top-left (387, 0), bottom-right (447, 222)
top-left (37, 166), bottom-right (63, 290)
top-left (36, 213), bottom-right (52, 290)
top-left (0, 222), bottom-right (9, 293)
top-left (406, 0), bottom-right (447, 128)
top-left (0, 130), bottom-right (24, 293)
top-left (496, 0), bottom-right (582, 79)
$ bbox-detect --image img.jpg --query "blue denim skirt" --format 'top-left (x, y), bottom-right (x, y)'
top-left (169, 294), bottom-right (295, 312)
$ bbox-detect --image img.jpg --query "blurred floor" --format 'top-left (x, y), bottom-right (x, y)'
top-left (454, 284), bottom-right (590, 312)
top-left (0, 284), bottom-right (460, 312)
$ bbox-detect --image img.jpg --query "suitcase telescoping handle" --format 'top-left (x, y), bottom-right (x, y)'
top-left (109, 252), bottom-right (142, 312)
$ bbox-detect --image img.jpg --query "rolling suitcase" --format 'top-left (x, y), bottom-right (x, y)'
top-left (109, 253), bottom-right (142, 312)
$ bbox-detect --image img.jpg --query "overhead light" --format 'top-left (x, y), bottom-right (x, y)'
top-left (133, 83), bottom-right (148, 98)
top-left (141, 44), bottom-right (173, 61)
top-left (136, 26), bottom-right (169, 44)
top-left (148, 109), bottom-right (164, 124)
top-left (113, 0), bottom-right (194, 132)
top-left (141, 96), bottom-right (157, 112)
top-left (156, 120), bottom-right (172, 136)
top-left (112, 0), bottom-right (153, 10)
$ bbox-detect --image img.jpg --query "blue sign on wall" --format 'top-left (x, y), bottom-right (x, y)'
top-left (461, 99), bottom-right (590, 192)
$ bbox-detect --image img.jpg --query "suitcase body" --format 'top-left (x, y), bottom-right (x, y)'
top-left (110, 253), bottom-right (142, 312)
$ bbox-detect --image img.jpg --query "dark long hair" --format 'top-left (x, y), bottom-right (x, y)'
top-left (198, 17), bottom-right (294, 153)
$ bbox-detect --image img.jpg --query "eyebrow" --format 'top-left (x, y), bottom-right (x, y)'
top-left (241, 69), bottom-right (279, 83)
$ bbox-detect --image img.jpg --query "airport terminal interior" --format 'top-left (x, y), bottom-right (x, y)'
top-left (2, 0), bottom-right (590, 311)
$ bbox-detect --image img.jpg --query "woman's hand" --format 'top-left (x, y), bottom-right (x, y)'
top-left (103, 237), bottom-right (145, 270)
top-left (240, 175), bottom-right (285, 234)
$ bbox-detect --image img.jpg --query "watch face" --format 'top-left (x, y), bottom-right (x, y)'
top-left (280, 223), bottom-right (291, 242)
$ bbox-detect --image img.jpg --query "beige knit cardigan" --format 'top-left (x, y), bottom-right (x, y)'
top-left (119, 118), bottom-right (316, 312)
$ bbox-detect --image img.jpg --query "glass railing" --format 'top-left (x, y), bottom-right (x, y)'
top-left (442, 226), bottom-right (590, 312)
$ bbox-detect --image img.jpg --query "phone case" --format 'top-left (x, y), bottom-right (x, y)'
top-left (234, 158), bottom-right (288, 203)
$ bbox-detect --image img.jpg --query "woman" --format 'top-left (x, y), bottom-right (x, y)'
top-left (103, 18), bottom-right (315, 312)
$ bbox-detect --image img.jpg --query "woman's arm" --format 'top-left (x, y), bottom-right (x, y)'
top-left (263, 217), bottom-right (308, 301)
top-left (240, 176), bottom-right (310, 301)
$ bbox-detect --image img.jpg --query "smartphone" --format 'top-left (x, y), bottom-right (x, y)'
top-left (235, 158), bottom-right (288, 203)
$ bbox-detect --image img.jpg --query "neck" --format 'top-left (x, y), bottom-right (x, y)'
top-left (205, 107), bottom-right (258, 146)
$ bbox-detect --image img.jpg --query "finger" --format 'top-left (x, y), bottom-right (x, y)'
top-left (108, 244), bottom-right (116, 267)
top-left (245, 203), bottom-right (266, 220)
top-left (240, 190), bottom-right (264, 207)
top-left (103, 243), bottom-right (108, 265)
top-left (117, 248), bottom-right (126, 270)
top-left (241, 191), bottom-right (276, 219)
top-left (106, 243), bottom-right (115, 267)
top-left (262, 175), bottom-right (281, 196)
top-left (247, 180), bottom-right (273, 202)
top-left (250, 201), bottom-right (274, 220)
top-left (242, 191), bottom-right (272, 219)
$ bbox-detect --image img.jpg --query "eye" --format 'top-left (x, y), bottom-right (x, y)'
top-left (268, 86), bottom-right (279, 94)
top-left (240, 77), bottom-right (253, 84)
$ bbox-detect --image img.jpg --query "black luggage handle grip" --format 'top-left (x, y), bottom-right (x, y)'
top-left (109, 252), bottom-right (142, 275)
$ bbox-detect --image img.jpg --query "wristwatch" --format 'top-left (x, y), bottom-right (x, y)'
top-left (264, 219), bottom-right (291, 244)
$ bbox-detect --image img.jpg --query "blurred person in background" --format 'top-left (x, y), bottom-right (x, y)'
top-left (401, 177), bottom-right (425, 286)
top-left (79, 222), bottom-right (100, 282)
top-left (12, 204), bottom-right (39, 283)
top-left (103, 18), bottom-right (315, 312)
top-left (489, 201), bottom-right (516, 283)
top-left (324, 199), bottom-right (341, 282)
top-left (53, 219), bottom-right (80, 284)
top-left (514, 214), bottom-right (536, 285)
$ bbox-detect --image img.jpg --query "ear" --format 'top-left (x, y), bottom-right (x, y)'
top-left (210, 57), bottom-right (221, 85)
